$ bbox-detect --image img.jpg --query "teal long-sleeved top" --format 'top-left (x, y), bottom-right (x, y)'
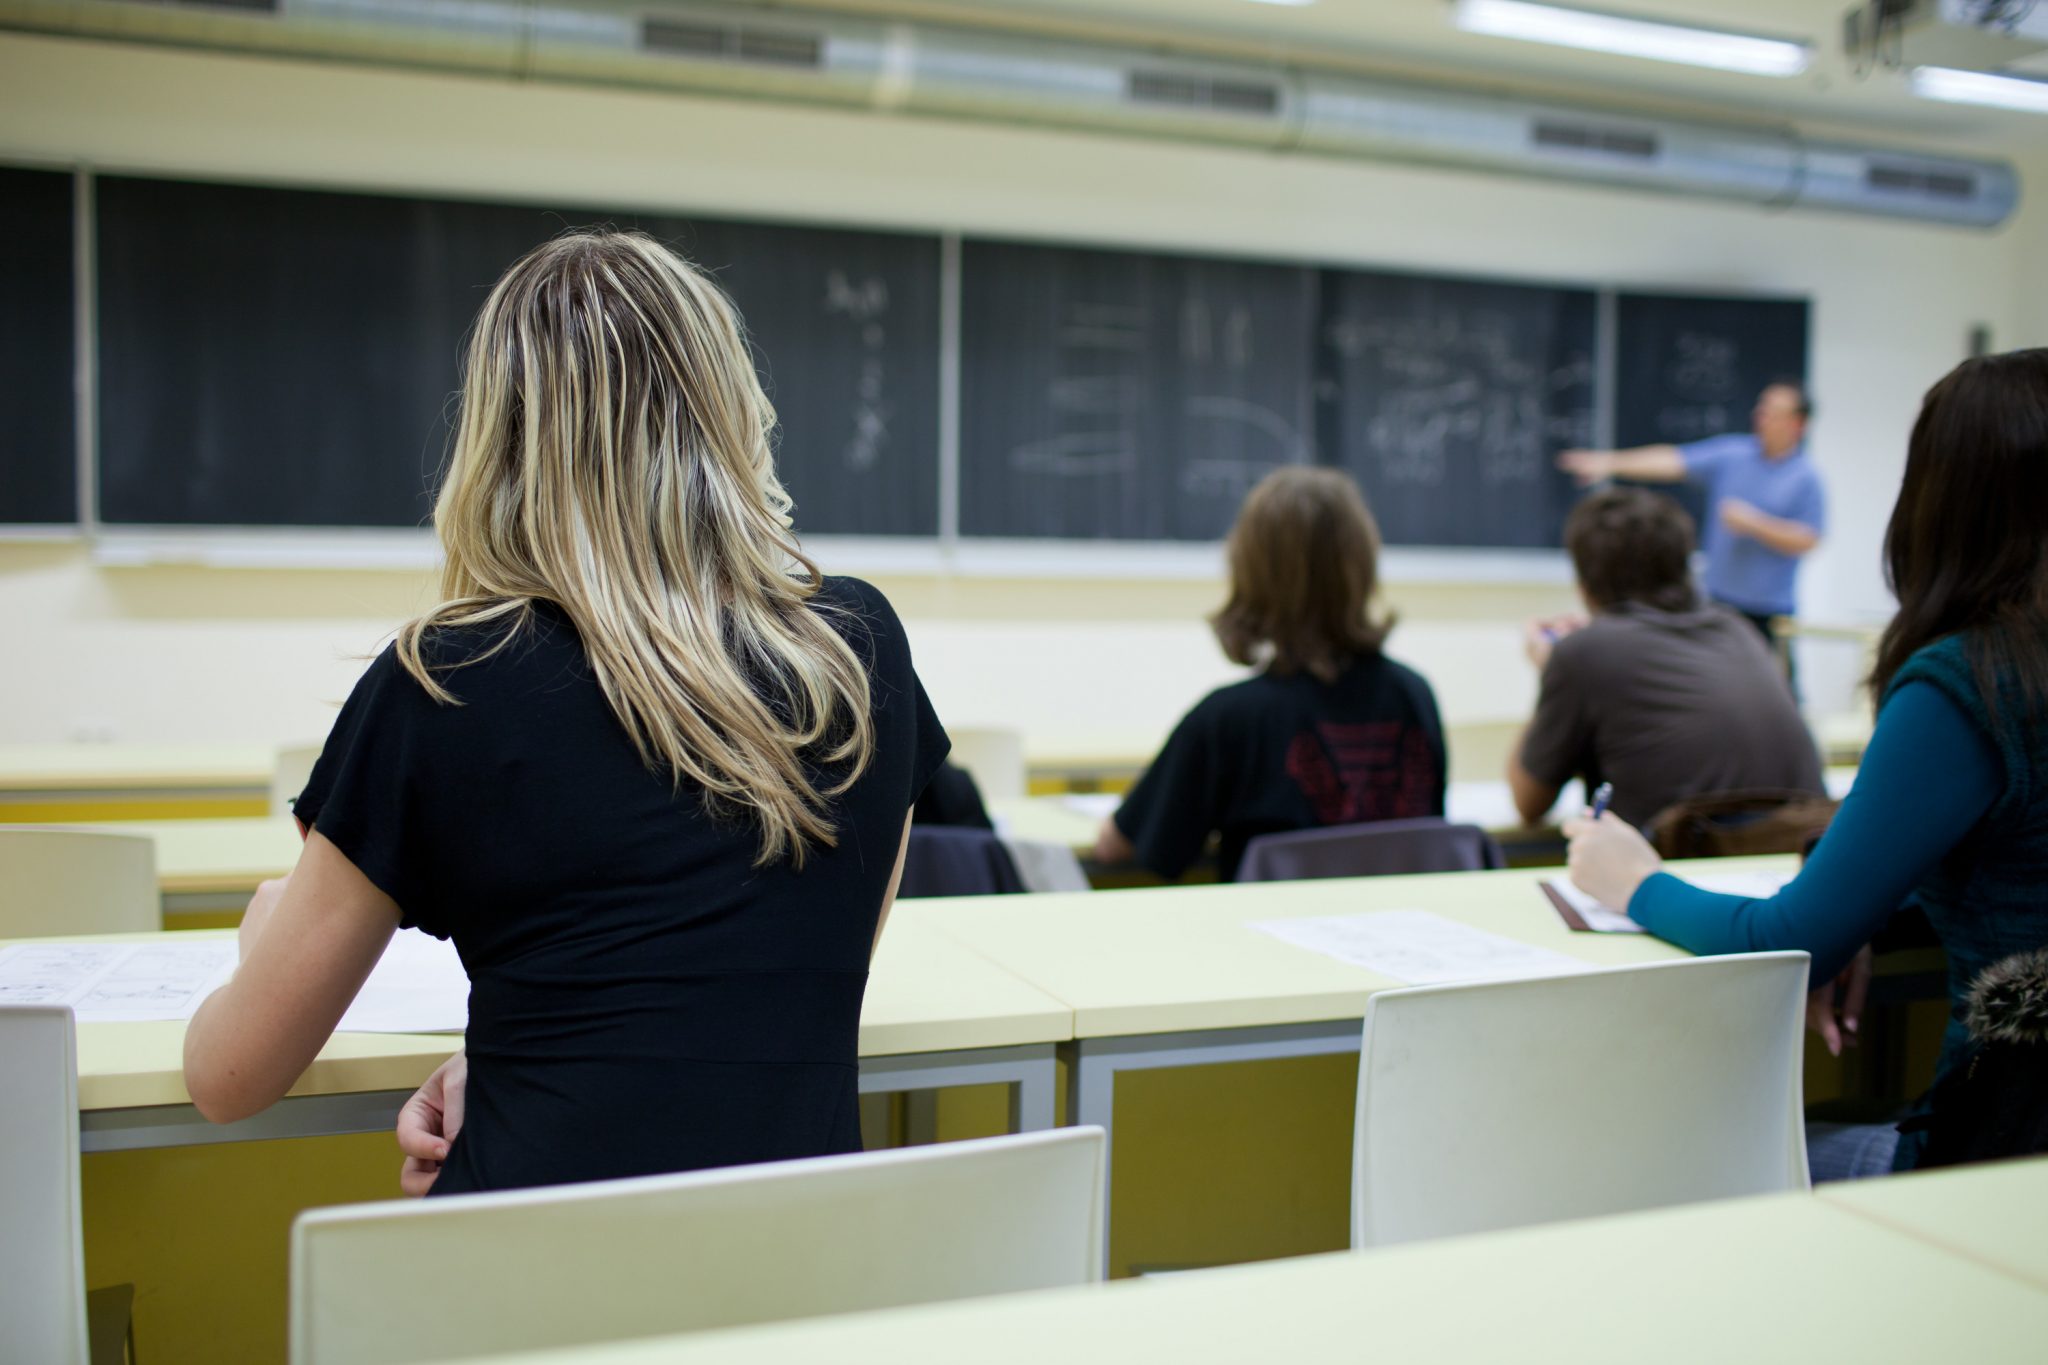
top-left (1628, 681), bottom-right (1999, 984)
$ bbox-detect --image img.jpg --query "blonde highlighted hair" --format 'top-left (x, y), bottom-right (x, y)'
top-left (398, 229), bottom-right (873, 867)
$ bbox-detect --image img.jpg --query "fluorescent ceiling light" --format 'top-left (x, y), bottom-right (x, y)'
top-left (1454, 0), bottom-right (1809, 78)
top-left (1911, 65), bottom-right (2048, 114)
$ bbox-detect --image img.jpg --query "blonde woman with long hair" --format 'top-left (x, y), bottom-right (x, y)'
top-left (184, 231), bottom-right (949, 1194)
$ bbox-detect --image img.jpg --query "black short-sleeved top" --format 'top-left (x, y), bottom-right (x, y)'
top-left (1112, 654), bottom-right (1446, 882)
top-left (295, 576), bottom-right (948, 1196)
top-left (1517, 604), bottom-right (1823, 829)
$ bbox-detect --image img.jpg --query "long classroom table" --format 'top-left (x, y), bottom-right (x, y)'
top-left (43, 909), bottom-right (1071, 1153)
top-left (909, 858), bottom-right (1790, 1258)
top-left (1819, 1155), bottom-right (2048, 1291)
top-left (430, 1165), bottom-right (2048, 1365)
top-left (0, 744), bottom-right (275, 821)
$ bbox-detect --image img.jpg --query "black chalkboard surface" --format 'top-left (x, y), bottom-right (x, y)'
top-left (1315, 270), bottom-right (1597, 549)
top-left (0, 167), bottom-right (76, 525)
top-left (959, 240), bottom-right (1315, 541)
top-left (1613, 291), bottom-right (1810, 448)
top-left (1612, 291), bottom-right (1809, 531)
top-left (95, 177), bottom-right (941, 533)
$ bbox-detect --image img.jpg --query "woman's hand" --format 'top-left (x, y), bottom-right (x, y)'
top-left (396, 1050), bottom-right (467, 1197)
top-left (1562, 812), bottom-right (1663, 912)
top-left (1808, 946), bottom-right (1873, 1058)
top-left (1092, 817), bottom-right (1135, 866)
top-left (237, 876), bottom-right (290, 959)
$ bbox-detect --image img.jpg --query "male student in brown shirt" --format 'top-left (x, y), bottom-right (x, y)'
top-left (1509, 487), bottom-right (1824, 829)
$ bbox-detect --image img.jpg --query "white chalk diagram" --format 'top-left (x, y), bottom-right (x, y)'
top-left (1653, 329), bottom-right (1744, 442)
top-left (1327, 309), bottom-right (1592, 487)
top-left (1010, 296), bottom-right (1306, 500)
top-left (823, 270), bottom-right (891, 472)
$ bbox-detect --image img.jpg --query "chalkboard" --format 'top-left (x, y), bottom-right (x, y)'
top-left (1613, 291), bottom-right (1810, 448)
top-left (1612, 290), bottom-right (1809, 532)
top-left (1315, 270), bottom-right (1597, 549)
top-left (0, 167), bottom-right (76, 525)
top-left (959, 241), bottom-right (1315, 541)
top-left (95, 177), bottom-right (941, 533)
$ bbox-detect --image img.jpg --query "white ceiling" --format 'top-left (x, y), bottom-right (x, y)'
top-left (856, 0), bottom-right (2048, 158)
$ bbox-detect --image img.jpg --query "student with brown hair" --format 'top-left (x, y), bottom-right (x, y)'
top-left (1567, 349), bottom-right (2048, 1177)
top-left (1094, 467), bottom-right (1445, 882)
top-left (1509, 486), bottom-right (1823, 829)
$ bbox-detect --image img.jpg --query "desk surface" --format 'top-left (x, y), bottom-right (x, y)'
top-left (0, 744), bottom-right (276, 793)
top-left (910, 860), bottom-right (1785, 1039)
top-left (91, 817), bottom-right (305, 895)
top-left (41, 910), bottom-right (1070, 1111)
top-left (1820, 1157), bottom-right (2048, 1291)
top-left (430, 1181), bottom-right (2048, 1365)
top-left (994, 776), bottom-right (1853, 857)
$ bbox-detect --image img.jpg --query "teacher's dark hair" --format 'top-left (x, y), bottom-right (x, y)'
top-left (1872, 348), bottom-right (2048, 721)
top-left (1212, 467), bottom-right (1393, 683)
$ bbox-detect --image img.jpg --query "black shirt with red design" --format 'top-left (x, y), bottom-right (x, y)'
top-left (1113, 653), bottom-right (1447, 881)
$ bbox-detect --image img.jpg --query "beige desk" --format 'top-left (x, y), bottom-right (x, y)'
top-left (1820, 1156), bottom-right (2048, 1292)
top-left (913, 859), bottom-right (1785, 1248)
top-left (433, 1187), bottom-right (2048, 1365)
top-left (43, 907), bottom-right (1071, 1153)
top-left (82, 816), bottom-right (304, 920)
top-left (0, 744), bottom-right (275, 821)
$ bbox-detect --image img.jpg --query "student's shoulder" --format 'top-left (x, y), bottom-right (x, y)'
top-left (812, 575), bottom-right (912, 669)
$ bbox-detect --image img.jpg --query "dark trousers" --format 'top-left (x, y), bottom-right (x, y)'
top-left (1723, 602), bottom-right (1798, 699)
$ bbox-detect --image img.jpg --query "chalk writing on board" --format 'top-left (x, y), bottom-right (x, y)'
top-left (1011, 302), bottom-right (1147, 478)
top-left (1178, 395), bottom-right (1308, 500)
top-left (823, 270), bottom-right (891, 472)
top-left (1329, 311), bottom-right (1594, 490)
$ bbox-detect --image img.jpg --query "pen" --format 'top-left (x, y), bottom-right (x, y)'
top-left (1590, 783), bottom-right (1613, 820)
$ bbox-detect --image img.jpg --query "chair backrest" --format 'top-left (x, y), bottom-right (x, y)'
top-left (946, 727), bottom-right (1027, 804)
top-left (1238, 818), bottom-right (1504, 883)
top-left (0, 829), bottom-right (159, 937)
top-left (272, 743), bottom-right (325, 818)
top-left (1352, 952), bottom-right (1810, 1249)
top-left (291, 1126), bottom-right (1106, 1365)
top-left (1000, 837), bottom-right (1092, 894)
top-left (0, 1006), bottom-right (89, 1365)
top-left (898, 826), bottom-right (1027, 898)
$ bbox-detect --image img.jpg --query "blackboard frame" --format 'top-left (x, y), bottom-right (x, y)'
top-left (5, 162), bottom-right (1810, 578)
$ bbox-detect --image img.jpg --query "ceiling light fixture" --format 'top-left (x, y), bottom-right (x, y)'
top-left (1453, 0), bottom-right (1809, 78)
top-left (1910, 65), bottom-right (2048, 114)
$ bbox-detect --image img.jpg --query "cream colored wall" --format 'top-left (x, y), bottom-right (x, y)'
top-left (0, 31), bottom-right (2032, 759)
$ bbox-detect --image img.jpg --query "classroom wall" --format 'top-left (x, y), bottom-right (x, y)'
top-left (0, 31), bottom-right (2034, 754)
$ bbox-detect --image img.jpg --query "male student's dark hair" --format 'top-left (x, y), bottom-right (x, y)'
top-left (1210, 467), bottom-right (1393, 683)
top-left (1564, 488), bottom-right (1699, 614)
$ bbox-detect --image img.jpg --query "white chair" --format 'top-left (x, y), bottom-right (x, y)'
top-left (291, 1126), bottom-right (1106, 1365)
top-left (0, 1006), bottom-right (132, 1365)
top-left (272, 743), bottom-right (325, 818)
top-left (948, 727), bottom-right (1027, 804)
top-left (0, 829), bottom-right (159, 938)
top-left (1352, 952), bottom-right (1810, 1249)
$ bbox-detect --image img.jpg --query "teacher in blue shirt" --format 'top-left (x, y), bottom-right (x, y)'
top-left (1558, 382), bottom-right (1825, 650)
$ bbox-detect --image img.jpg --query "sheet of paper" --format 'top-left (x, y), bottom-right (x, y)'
top-left (0, 940), bottom-right (237, 1021)
top-left (1059, 793), bottom-right (1121, 821)
top-left (1250, 909), bottom-right (1590, 985)
top-left (1544, 869), bottom-right (1796, 934)
top-left (336, 928), bottom-right (470, 1034)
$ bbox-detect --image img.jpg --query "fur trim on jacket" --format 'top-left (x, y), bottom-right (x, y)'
top-left (1965, 947), bottom-right (2048, 1047)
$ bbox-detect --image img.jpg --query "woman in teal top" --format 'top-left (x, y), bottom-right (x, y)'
top-left (1566, 348), bottom-right (2048, 1175)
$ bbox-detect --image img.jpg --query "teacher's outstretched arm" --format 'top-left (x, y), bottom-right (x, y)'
top-left (1557, 444), bottom-right (1685, 486)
